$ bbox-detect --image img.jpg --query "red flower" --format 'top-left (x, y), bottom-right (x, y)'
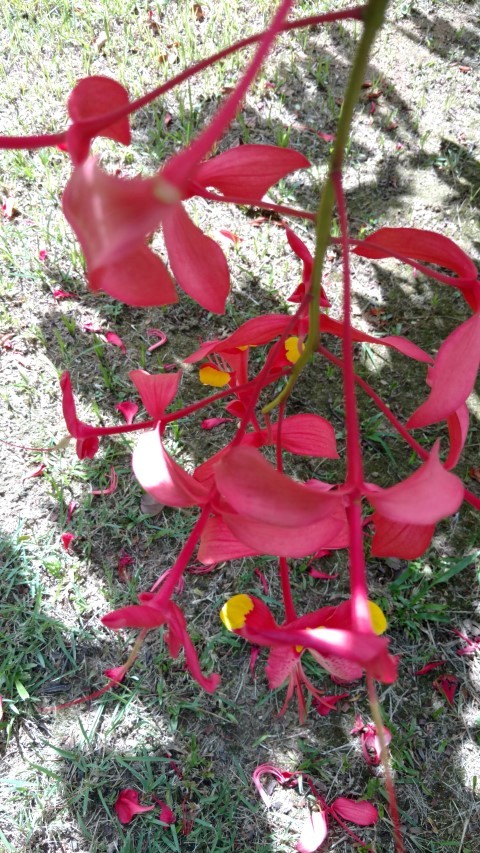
top-left (114, 789), bottom-right (154, 824)
top-left (220, 595), bottom-right (395, 721)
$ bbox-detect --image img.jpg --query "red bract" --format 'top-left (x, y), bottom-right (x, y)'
top-left (114, 789), bottom-right (154, 824)
top-left (67, 76), bottom-right (131, 165)
top-left (102, 594), bottom-right (220, 693)
top-left (129, 369), bottom-right (181, 419)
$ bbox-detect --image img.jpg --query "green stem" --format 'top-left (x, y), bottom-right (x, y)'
top-left (264, 0), bottom-right (389, 413)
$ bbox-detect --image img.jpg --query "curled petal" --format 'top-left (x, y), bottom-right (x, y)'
top-left (133, 425), bottom-right (210, 507)
top-left (68, 76), bottom-right (131, 164)
top-left (114, 789), bottom-right (154, 824)
top-left (330, 797), bottom-right (378, 826)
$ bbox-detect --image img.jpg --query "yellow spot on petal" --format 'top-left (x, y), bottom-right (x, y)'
top-left (295, 645), bottom-right (304, 653)
top-left (236, 345), bottom-right (250, 352)
top-left (368, 601), bottom-right (387, 635)
top-left (199, 365), bottom-right (231, 387)
top-left (220, 594), bottom-right (254, 631)
top-left (285, 336), bottom-right (302, 364)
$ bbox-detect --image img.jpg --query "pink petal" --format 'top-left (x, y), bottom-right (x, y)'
top-left (330, 797), bottom-right (378, 826)
top-left (163, 204), bottom-right (229, 314)
top-left (115, 400), bottom-right (139, 424)
top-left (317, 132), bottom-right (335, 142)
top-left (91, 465), bottom-right (118, 496)
top-left (321, 314), bottom-right (433, 363)
top-left (67, 76), bottom-right (131, 164)
top-left (354, 227), bottom-right (479, 308)
top-left (129, 369), bottom-right (181, 418)
top-left (407, 314), bottom-right (480, 428)
top-left (104, 665), bottom-right (127, 684)
top-left (221, 510), bottom-right (347, 559)
top-left (114, 789), bottom-right (155, 824)
top-left (370, 514), bottom-right (435, 560)
top-left (296, 810), bottom-right (328, 853)
top-left (105, 332), bottom-right (126, 354)
top-left (62, 158), bottom-right (162, 273)
top-left (184, 314), bottom-right (290, 362)
top-left (309, 569), bottom-right (339, 580)
top-left (414, 660), bottom-right (446, 676)
top-left (275, 414), bottom-right (338, 458)
top-left (214, 446), bottom-right (340, 526)
top-left (102, 600), bottom-right (166, 630)
top-left (92, 245), bottom-right (178, 306)
top-left (197, 516), bottom-right (258, 564)
top-left (133, 425), bottom-right (210, 507)
top-left (266, 646), bottom-right (300, 689)
top-left (52, 288), bottom-right (76, 300)
top-left (368, 443), bottom-right (464, 525)
top-left (67, 500), bottom-right (78, 522)
top-left (195, 144), bottom-right (310, 199)
top-left (117, 551), bottom-right (134, 583)
top-left (61, 532), bottom-right (75, 552)
top-left (201, 417), bottom-right (235, 430)
top-left (252, 764), bottom-right (294, 807)
top-left (445, 404), bottom-right (469, 469)
top-left (76, 436), bottom-right (100, 460)
top-left (147, 328), bottom-right (168, 352)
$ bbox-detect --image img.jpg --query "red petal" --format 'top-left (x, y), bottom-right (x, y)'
top-left (197, 516), bottom-right (258, 564)
top-left (321, 314), bottom-right (432, 363)
top-left (184, 314), bottom-right (290, 362)
top-left (195, 144), bottom-right (310, 198)
top-left (129, 369), bottom-right (181, 418)
top-left (115, 401), bottom-right (139, 424)
top-left (61, 532), bottom-right (75, 552)
top-left (114, 789), bottom-right (155, 824)
top-left (414, 660), bottom-right (446, 676)
top-left (62, 158), bottom-right (162, 271)
top-left (445, 404), bottom-right (469, 469)
top-left (68, 77), bottom-right (131, 142)
top-left (252, 764), bottom-right (295, 807)
top-left (215, 446), bottom-right (340, 526)
top-left (275, 414), bottom-right (338, 458)
top-left (370, 513), bottom-right (435, 559)
top-left (146, 328), bottom-right (168, 351)
top-left (433, 674), bottom-right (458, 706)
top-left (52, 288), bottom-right (76, 300)
top-left (222, 510), bottom-right (347, 559)
top-left (201, 417), bottom-right (235, 430)
top-left (296, 810), bottom-right (328, 852)
top-left (368, 443), bottom-right (464, 525)
top-left (105, 331), bottom-right (126, 354)
top-left (353, 227), bottom-right (480, 308)
top-left (133, 425), bottom-right (209, 507)
top-left (407, 314), bottom-right (480, 428)
top-left (163, 204), bottom-right (229, 313)
top-left (24, 463), bottom-right (46, 479)
top-left (153, 799), bottom-right (176, 824)
top-left (91, 245), bottom-right (178, 306)
top-left (266, 646), bottom-right (299, 689)
top-left (102, 601), bottom-right (166, 630)
top-left (313, 692), bottom-right (349, 716)
top-left (330, 797), bottom-right (378, 826)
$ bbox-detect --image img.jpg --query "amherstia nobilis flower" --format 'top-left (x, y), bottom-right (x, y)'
top-left (220, 594), bottom-right (395, 722)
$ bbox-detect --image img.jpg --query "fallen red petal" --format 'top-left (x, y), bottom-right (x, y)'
top-left (53, 288), bottom-right (76, 300)
top-left (414, 660), bottom-right (446, 676)
top-left (91, 466), bottom-right (118, 496)
top-left (24, 463), bottom-right (46, 480)
top-left (433, 674), bottom-right (459, 706)
top-left (116, 400), bottom-right (139, 424)
top-left (105, 331), bottom-right (127, 354)
top-left (61, 532), bottom-right (75, 552)
top-left (200, 417), bottom-right (234, 430)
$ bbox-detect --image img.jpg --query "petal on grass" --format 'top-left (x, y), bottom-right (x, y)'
top-left (114, 789), bottom-right (154, 824)
top-left (330, 797), bottom-right (378, 826)
top-left (115, 401), bottom-right (139, 424)
top-left (296, 810), bottom-right (328, 853)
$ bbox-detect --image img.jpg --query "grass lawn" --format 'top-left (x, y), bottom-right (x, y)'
top-left (0, 1), bottom-right (479, 850)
